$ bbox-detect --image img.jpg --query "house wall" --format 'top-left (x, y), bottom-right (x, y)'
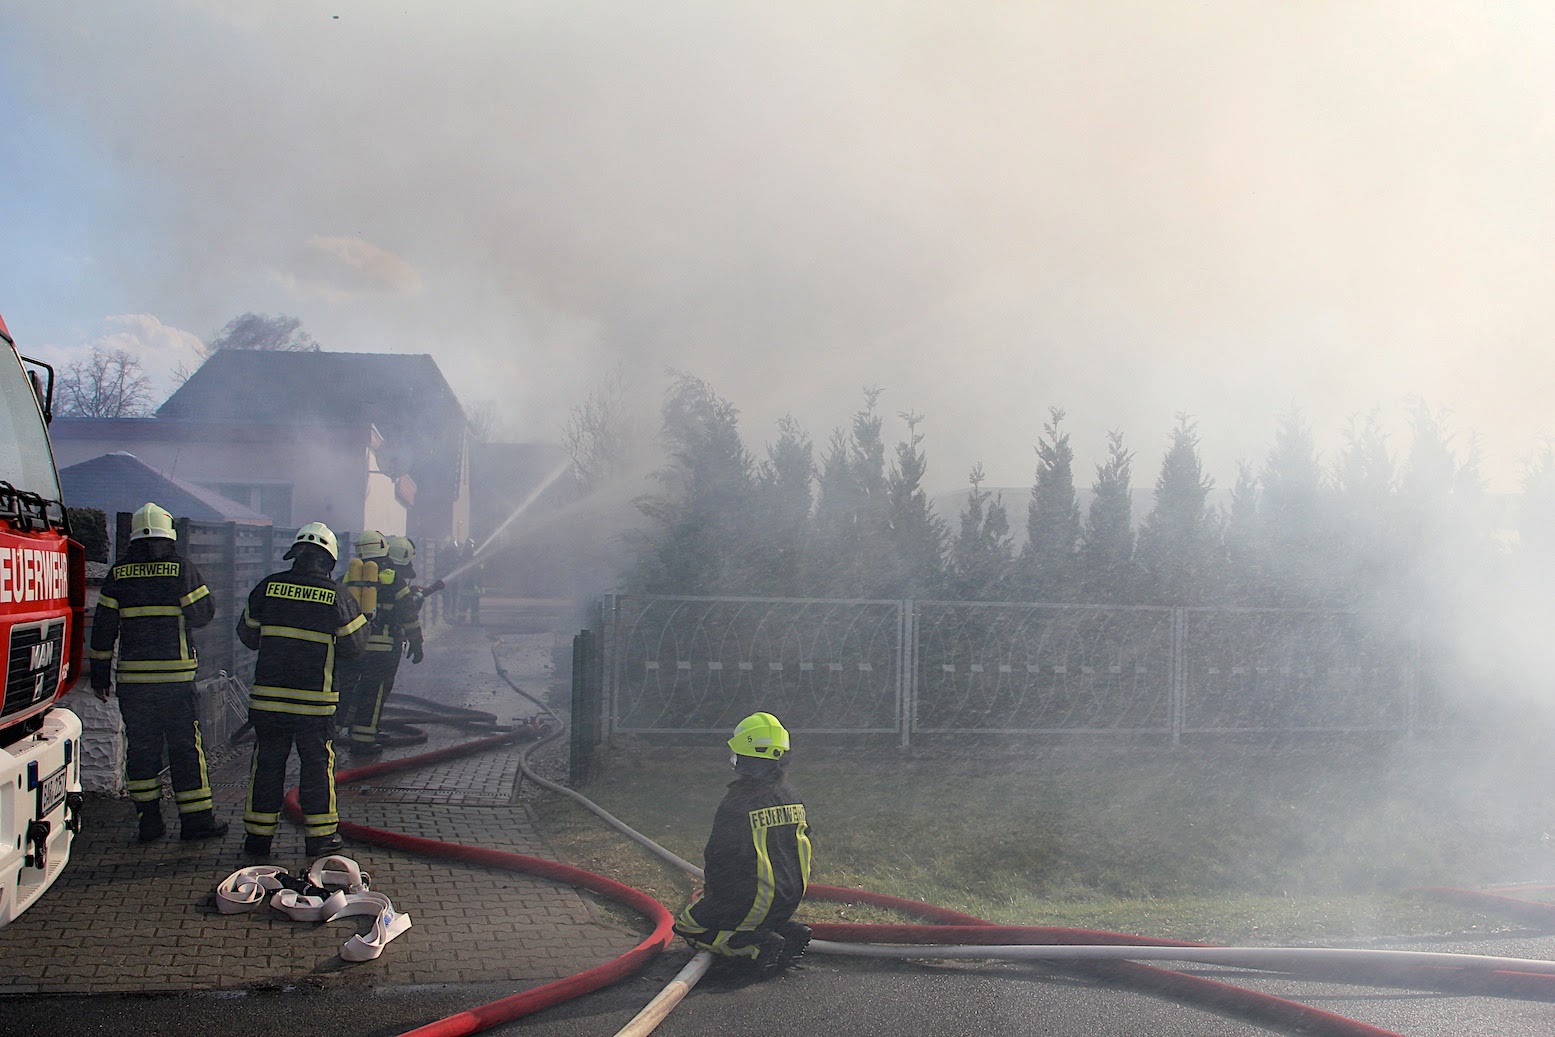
top-left (405, 430), bottom-right (469, 544)
top-left (363, 444), bottom-right (406, 536)
top-left (51, 424), bottom-right (407, 537)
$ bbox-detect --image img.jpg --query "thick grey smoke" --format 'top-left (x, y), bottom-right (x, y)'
top-left (8, 1), bottom-right (1555, 491)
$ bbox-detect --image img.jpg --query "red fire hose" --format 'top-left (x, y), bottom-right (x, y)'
top-left (280, 723), bottom-right (1555, 1037)
top-left (802, 886), bottom-right (1407, 1037)
top-left (283, 726), bottom-right (674, 1037)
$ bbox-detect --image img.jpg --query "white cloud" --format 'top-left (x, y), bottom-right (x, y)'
top-left (30, 314), bottom-right (206, 406)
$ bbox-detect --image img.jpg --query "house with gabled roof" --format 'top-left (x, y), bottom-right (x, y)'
top-left (49, 350), bottom-right (471, 544)
top-left (60, 451), bottom-right (270, 525)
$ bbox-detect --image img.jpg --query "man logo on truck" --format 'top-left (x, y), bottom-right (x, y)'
top-left (30, 641), bottom-right (54, 672)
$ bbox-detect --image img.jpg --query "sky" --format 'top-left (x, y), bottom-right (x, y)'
top-left (4, 1), bottom-right (1554, 497)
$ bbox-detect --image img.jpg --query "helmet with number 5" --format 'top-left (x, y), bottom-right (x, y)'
top-left (729, 712), bottom-right (790, 760)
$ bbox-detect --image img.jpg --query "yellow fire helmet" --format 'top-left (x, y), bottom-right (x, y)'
top-left (130, 502), bottom-right (176, 541)
top-left (386, 535), bottom-right (415, 568)
top-left (354, 530), bottom-right (388, 559)
top-left (728, 711), bottom-right (790, 760)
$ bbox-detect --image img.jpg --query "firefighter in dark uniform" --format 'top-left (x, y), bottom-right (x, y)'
top-left (88, 502), bottom-right (228, 842)
top-left (342, 530), bottom-right (420, 757)
top-left (381, 535), bottom-right (426, 701)
top-left (236, 522), bottom-right (367, 858)
top-left (460, 537), bottom-right (483, 624)
top-left (673, 712), bottom-right (813, 971)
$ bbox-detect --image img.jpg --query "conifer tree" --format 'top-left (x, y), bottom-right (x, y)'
top-left (1394, 399), bottom-right (1487, 611)
top-left (1079, 429), bottom-right (1137, 603)
top-left (631, 373), bottom-right (756, 594)
top-left (1018, 407), bottom-right (1082, 602)
top-left (951, 463), bottom-right (1014, 600)
top-left (883, 411), bottom-right (949, 598)
top-left (810, 389), bottom-right (894, 597)
top-left (1258, 410), bottom-right (1329, 605)
top-left (1329, 410), bottom-right (1396, 607)
top-left (809, 428), bottom-right (857, 595)
top-left (752, 415), bottom-right (815, 596)
top-left (1136, 414), bottom-right (1218, 604)
top-left (1220, 460), bottom-right (1261, 603)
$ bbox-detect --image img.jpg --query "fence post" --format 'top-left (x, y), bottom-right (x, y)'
top-left (569, 630), bottom-right (595, 787)
top-left (113, 511), bottom-right (131, 563)
top-left (220, 522), bottom-right (237, 676)
top-left (569, 631), bottom-right (587, 785)
top-left (900, 599), bottom-right (914, 749)
top-left (602, 594), bottom-right (618, 743)
top-left (1171, 608), bottom-right (1185, 747)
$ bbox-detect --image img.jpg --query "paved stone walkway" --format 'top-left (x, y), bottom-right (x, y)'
top-left (0, 610), bottom-right (647, 995)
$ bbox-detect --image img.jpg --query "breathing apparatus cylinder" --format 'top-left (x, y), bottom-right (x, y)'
top-left (346, 557), bottom-right (366, 608)
top-left (360, 560), bottom-right (378, 614)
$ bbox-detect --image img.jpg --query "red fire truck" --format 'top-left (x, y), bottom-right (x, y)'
top-left (0, 312), bottom-right (85, 925)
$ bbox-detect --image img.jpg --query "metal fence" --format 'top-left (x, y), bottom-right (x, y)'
top-left (589, 594), bottom-right (1455, 749)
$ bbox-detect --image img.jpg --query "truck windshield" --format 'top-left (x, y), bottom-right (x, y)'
top-left (0, 347), bottom-right (62, 501)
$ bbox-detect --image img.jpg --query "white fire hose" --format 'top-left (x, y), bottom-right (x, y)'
top-left (214, 856), bottom-right (411, 962)
top-left (811, 939), bottom-right (1555, 975)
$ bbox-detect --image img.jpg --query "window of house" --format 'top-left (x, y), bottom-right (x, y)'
top-left (204, 482), bottom-right (293, 526)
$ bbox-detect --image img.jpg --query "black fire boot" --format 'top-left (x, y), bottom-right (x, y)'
top-left (136, 805), bottom-right (167, 843)
top-left (179, 811), bottom-right (230, 841)
top-left (305, 832), bottom-right (345, 857)
top-left (752, 930), bottom-right (790, 971)
top-left (776, 921), bottom-right (812, 969)
top-left (243, 834), bottom-right (273, 858)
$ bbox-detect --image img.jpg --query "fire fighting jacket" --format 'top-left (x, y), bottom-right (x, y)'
top-left (237, 554), bottom-right (368, 716)
top-left (679, 773), bottom-right (812, 933)
top-left (89, 539), bottom-right (214, 687)
top-left (366, 563), bottom-right (420, 653)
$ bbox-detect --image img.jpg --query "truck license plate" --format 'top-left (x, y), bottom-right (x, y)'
top-left (37, 765), bottom-right (66, 817)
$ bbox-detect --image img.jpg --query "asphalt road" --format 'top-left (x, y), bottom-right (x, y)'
top-left (10, 944), bottom-right (1555, 1037)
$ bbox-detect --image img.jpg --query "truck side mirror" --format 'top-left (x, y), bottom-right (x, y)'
top-left (20, 356), bottom-right (55, 425)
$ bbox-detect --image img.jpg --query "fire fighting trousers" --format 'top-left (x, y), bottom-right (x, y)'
top-left (343, 650), bottom-right (401, 746)
top-left (243, 711), bottom-right (338, 840)
top-left (118, 682), bottom-right (215, 816)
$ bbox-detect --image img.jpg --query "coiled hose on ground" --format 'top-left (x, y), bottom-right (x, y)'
top-left (278, 646), bottom-right (1555, 1037)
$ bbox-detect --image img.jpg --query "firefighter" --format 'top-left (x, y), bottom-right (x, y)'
top-left (331, 530), bottom-right (381, 743)
top-left (379, 534), bottom-right (426, 704)
top-left (236, 522), bottom-right (367, 858)
top-left (461, 537), bottom-right (483, 624)
top-left (88, 502), bottom-right (228, 842)
top-left (341, 530), bottom-right (418, 757)
top-left (442, 537), bottom-right (468, 622)
top-left (673, 711), bottom-right (813, 971)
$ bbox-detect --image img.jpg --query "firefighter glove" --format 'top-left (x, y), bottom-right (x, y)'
top-left (91, 683), bottom-right (112, 702)
top-left (408, 643), bottom-right (424, 665)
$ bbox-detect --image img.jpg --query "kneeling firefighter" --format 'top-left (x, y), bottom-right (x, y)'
top-left (673, 711), bottom-right (813, 970)
top-left (237, 522), bottom-right (367, 857)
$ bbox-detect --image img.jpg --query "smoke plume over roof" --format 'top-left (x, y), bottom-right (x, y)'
top-left (5, 2), bottom-right (1554, 491)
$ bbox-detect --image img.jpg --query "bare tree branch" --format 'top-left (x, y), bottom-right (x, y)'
top-left (57, 348), bottom-right (154, 417)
